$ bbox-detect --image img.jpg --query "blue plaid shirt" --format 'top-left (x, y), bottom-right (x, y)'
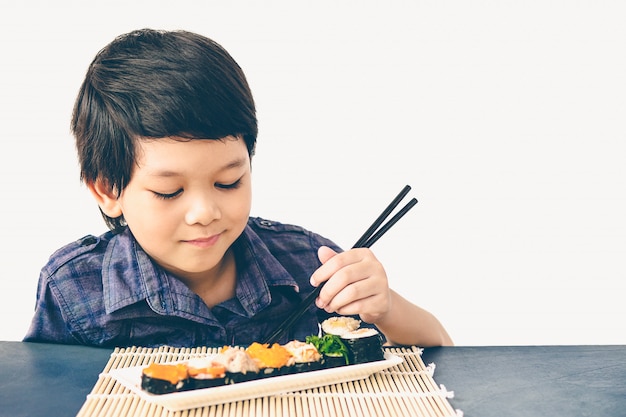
top-left (24, 217), bottom-right (342, 348)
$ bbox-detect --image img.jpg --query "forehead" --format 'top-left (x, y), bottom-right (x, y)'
top-left (134, 137), bottom-right (249, 176)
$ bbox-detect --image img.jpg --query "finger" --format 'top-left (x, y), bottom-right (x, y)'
top-left (316, 260), bottom-right (378, 311)
top-left (317, 246), bottom-right (337, 264)
top-left (320, 274), bottom-right (377, 312)
top-left (331, 292), bottom-right (388, 319)
top-left (310, 247), bottom-right (355, 287)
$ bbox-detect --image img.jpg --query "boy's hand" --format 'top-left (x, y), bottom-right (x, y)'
top-left (310, 246), bottom-right (391, 324)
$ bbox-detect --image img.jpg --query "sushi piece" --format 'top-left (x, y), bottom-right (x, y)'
top-left (321, 316), bottom-right (361, 336)
top-left (141, 362), bottom-right (189, 394)
top-left (320, 351), bottom-right (347, 369)
top-left (282, 340), bottom-right (322, 373)
top-left (185, 357), bottom-right (227, 389)
top-left (340, 327), bottom-right (385, 364)
top-left (212, 346), bottom-right (261, 384)
top-left (305, 334), bottom-right (350, 368)
top-left (245, 342), bottom-right (293, 378)
top-left (321, 316), bottom-right (385, 364)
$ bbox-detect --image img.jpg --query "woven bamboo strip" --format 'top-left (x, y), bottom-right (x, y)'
top-left (382, 369), bottom-right (416, 414)
top-left (348, 381), bottom-right (372, 417)
top-left (76, 346), bottom-right (458, 417)
top-left (372, 370), bottom-right (409, 416)
top-left (402, 352), bottom-right (444, 417)
top-left (329, 383), bottom-right (348, 417)
top-left (321, 386), bottom-right (338, 417)
top-left (414, 356), bottom-right (456, 416)
top-left (369, 373), bottom-right (394, 415)
top-left (310, 387), bottom-right (325, 417)
top-left (331, 384), bottom-right (345, 417)
top-left (392, 347), bottom-right (455, 415)
top-left (336, 382), bottom-right (360, 417)
top-left (76, 394), bottom-right (98, 417)
top-left (408, 357), bottom-right (450, 417)
top-left (393, 355), bottom-right (431, 416)
top-left (298, 391), bottom-right (310, 417)
top-left (388, 365), bottom-right (429, 416)
top-left (400, 354), bottom-right (441, 417)
top-left (367, 376), bottom-right (389, 416)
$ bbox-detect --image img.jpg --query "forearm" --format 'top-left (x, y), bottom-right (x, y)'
top-left (373, 290), bottom-right (453, 347)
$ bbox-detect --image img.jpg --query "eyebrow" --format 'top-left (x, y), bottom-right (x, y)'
top-left (146, 157), bottom-right (248, 178)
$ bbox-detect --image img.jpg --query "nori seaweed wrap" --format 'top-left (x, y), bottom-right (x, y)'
top-left (211, 346), bottom-right (261, 384)
top-left (185, 357), bottom-right (227, 389)
top-left (321, 352), bottom-right (348, 368)
top-left (140, 362), bottom-right (189, 394)
top-left (245, 342), bottom-right (292, 378)
top-left (340, 328), bottom-right (385, 364)
top-left (282, 340), bottom-right (322, 373)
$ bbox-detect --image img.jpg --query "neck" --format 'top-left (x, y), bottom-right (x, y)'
top-left (180, 249), bottom-right (237, 308)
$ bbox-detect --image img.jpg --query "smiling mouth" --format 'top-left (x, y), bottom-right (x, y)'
top-left (184, 234), bottom-right (220, 248)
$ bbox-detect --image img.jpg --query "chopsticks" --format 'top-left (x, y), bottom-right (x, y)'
top-left (263, 184), bottom-right (418, 345)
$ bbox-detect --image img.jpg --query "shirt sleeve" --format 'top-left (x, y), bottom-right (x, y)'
top-left (23, 275), bottom-right (81, 345)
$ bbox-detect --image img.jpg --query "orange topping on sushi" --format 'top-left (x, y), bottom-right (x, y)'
top-left (186, 358), bottom-right (227, 378)
top-left (142, 363), bottom-right (188, 384)
top-left (245, 342), bottom-right (293, 368)
top-left (187, 365), bottom-right (226, 378)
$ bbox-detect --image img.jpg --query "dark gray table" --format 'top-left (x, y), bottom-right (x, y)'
top-left (0, 341), bottom-right (111, 417)
top-left (421, 345), bottom-right (626, 417)
top-left (1, 342), bottom-right (624, 417)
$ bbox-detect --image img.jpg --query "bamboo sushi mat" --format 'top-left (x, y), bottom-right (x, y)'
top-left (76, 345), bottom-right (462, 417)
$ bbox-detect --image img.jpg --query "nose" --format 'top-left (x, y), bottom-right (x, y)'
top-left (184, 192), bottom-right (221, 226)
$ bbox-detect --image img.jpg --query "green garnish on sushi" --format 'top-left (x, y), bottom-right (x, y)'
top-left (305, 334), bottom-right (350, 365)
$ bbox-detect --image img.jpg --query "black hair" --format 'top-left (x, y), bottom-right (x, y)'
top-left (71, 28), bottom-right (257, 232)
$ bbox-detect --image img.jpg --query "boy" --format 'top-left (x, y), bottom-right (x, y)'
top-left (24, 29), bottom-right (452, 348)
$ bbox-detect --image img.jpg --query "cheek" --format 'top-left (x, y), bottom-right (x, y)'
top-left (219, 191), bottom-right (252, 234)
top-left (120, 195), bottom-right (177, 234)
top-left (227, 191), bottom-right (252, 219)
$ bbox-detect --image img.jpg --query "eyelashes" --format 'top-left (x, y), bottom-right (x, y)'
top-left (153, 189), bottom-right (183, 200)
top-left (152, 179), bottom-right (243, 200)
top-left (215, 179), bottom-right (242, 190)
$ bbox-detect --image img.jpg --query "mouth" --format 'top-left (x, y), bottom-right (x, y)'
top-left (183, 234), bottom-right (221, 248)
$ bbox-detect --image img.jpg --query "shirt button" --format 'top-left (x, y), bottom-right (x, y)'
top-left (260, 220), bottom-right (272, 227)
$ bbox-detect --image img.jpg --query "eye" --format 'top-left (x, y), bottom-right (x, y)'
top-left (215, 179), bottom-right (242, 190)
top-left (153, 189), bottom-right (183, 200)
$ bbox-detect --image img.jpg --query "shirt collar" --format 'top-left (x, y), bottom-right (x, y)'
top-left (102, 225), bottom-right (300, 318)
top-left (232, 225), bottom-right (300, 315)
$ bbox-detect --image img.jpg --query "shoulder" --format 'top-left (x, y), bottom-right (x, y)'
top-left (40, 230), bottom-right (116, 284)
top-left (247, 216), bottom-right (342, 252)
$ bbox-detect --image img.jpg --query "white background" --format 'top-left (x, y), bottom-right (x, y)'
top-left (1, 1), bottom-right (624, 346)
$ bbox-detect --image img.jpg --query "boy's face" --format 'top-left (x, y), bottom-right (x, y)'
top-left (113, 136), bottom-right (251, 283)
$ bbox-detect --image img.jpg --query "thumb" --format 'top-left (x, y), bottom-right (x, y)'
top-left (317, 245), bottom-right (338, 264)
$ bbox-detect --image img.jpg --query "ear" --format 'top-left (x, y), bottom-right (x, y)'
top-left (87, 179), bottom-right (123, 218)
